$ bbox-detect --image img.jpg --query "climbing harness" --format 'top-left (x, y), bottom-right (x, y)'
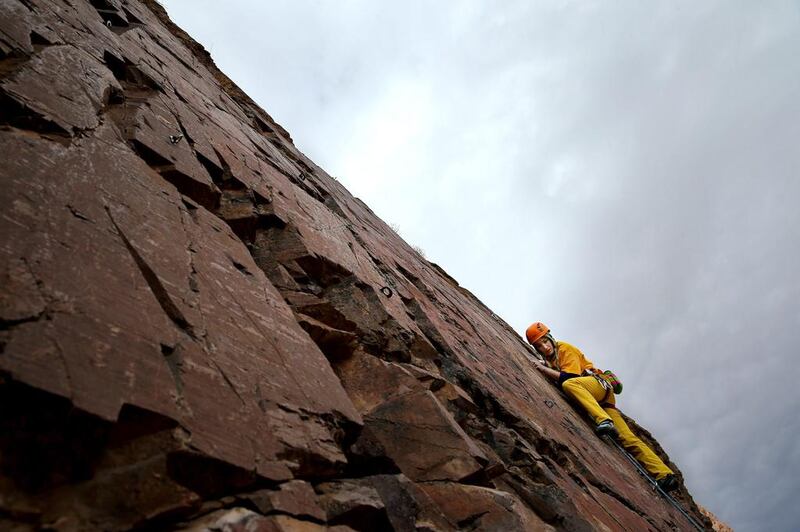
top-left (604, 436), bottom-right (705, 532)
top-left (589, 371), bottom-right (614, 404)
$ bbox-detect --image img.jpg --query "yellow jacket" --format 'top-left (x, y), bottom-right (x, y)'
top-left (545, 341), bottom-right (600, 385)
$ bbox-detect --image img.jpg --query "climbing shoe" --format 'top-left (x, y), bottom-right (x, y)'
top-left (595, 419), bottom-right (618, 438)
top-left (657, 474), bottom-right (679, 493)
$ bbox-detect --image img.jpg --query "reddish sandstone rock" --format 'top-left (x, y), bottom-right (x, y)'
top-left (178, 508), bottom-right (348, 532)
top-left (365, 390), bottom-right (488, 482)
top-left (315, 480), bottom-right (391, 530)
top-left (352, 475), bottom-right (457, 532)
top-left (332, 352), bottom-right (425, 415)
top-left (699, 505), bottom-right (733, 532)
top-left (240, 481), bottom-right (326, 523)
top-left (0, 125), bottom-right (359, 480)
top-left (420, 482), bottom-right (554, 531)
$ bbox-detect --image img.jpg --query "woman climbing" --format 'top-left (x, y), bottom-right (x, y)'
top-left (525, 321), bottom-right (679, 492)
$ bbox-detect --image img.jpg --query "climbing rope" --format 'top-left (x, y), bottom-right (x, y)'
top-left (604, 436), bottom-right (705, 531)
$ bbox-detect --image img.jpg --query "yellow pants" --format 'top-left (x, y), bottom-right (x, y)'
top-left (561, 376), bottom-right (674, 480)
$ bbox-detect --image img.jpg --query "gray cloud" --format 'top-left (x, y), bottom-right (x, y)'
top-left (161, 1), bottom-right (800, 529)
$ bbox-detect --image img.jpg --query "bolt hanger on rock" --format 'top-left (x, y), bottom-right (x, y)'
top-left (169, 134), bottom-right (183, 144)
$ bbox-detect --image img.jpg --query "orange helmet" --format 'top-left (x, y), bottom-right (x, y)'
top-left (525, 322), bottom-right (550, 344)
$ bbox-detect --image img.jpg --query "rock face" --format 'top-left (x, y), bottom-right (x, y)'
top-left (699, 506), bottom-right (733, 532)
top-left (0, 1), bottom-right (712, 530)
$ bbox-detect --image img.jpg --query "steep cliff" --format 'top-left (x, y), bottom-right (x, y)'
top-left (0, 1), bottom-right (712, 530)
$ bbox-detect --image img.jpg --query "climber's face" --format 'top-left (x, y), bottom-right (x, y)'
top-left (532, 336), bottom-right (555, 358)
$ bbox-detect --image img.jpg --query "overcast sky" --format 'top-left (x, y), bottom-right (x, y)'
top-left (159, 2), bottom-right (800, 529)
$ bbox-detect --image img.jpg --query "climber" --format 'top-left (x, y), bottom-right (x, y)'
top-left (525, 322), bottom-right (679, 492)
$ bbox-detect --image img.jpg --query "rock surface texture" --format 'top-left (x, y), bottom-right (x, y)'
top-left (0, 1), bottom-right (714, 530)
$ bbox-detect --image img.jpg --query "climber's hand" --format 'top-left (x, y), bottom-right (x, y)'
top-left (534, 360), bottom-right (559, 381)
